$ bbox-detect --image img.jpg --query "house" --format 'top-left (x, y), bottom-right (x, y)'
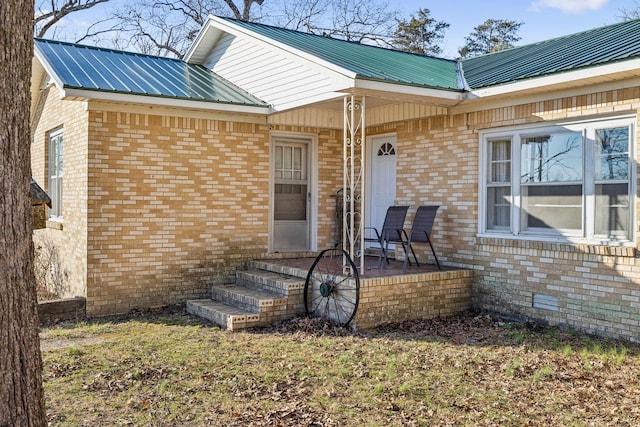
top-left (31, 16), bottom-right (640, 340)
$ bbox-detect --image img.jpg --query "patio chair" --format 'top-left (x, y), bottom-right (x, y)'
top-left (364, 205), bottom-right (410, 268)
top-left (403, 205), bottom-right (441, 273)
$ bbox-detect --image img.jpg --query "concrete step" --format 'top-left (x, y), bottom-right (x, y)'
top-left (211, 283), bottom-right (287, 313)
top-left (186, 299), bottom-right (260, 331)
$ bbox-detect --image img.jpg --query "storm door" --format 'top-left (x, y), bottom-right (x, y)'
top-left (272, 140), bottom-right (310, 251)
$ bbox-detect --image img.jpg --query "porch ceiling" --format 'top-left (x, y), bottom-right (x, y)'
top-left (267, 92), bottom-right (452, 129)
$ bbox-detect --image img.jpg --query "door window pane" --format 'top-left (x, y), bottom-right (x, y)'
top-left (274, 184), bottom-right (307, 220)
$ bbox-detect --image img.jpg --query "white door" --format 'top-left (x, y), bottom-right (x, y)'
top-left (272, 140), bottom-right (310, 251)
top-left (366, 135), bottom-right (397, 244)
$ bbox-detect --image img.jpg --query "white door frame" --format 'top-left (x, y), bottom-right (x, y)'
top-left (269, 131), bottom-right (318, 252)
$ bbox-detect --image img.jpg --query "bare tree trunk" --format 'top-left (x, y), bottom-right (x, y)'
top-left (0, 1), bottom-right (47, 426)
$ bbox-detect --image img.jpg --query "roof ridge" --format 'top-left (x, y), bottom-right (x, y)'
top-left (216, 15), bottom-right (457, 65)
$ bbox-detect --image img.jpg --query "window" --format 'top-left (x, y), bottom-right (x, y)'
top-left (48, 129), bottom-right (63, 219)
top-left (481, 117), bottom-right (634, 243)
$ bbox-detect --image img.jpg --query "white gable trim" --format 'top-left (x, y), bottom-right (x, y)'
top-left (33, 47), bottom-right (66, 91)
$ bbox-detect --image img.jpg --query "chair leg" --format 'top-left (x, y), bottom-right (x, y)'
top-left (376, 241), bottom-right (384, 268)
top-left (426, 236), bottom-right (441, 270)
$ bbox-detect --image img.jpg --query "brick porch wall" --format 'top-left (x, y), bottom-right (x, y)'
top-left (354, 269), bottom-right (473, 329)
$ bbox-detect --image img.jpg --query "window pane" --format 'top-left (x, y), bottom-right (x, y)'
top-left (595, 183), bottom-right (629, 237)
top-left (284, 146), bottom-right (292, 170)
top-left (489, 139), bottom-right (510, 183)
top-left (487, 186), bottom-right (511, 229)
top-left (58, 135), bottom-right (63, 176)
top-left (48, 131), bottom-right (63, 218)
top-left (521, 132), bottom-right (583, 183)
top-left (521, 184), bottom-right (582, 231)
top-left (596, 127), bottom-right (629, 181)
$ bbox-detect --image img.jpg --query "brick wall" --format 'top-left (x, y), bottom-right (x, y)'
top-left (31, 84), bottom-right (88, 299)
top-left (84, 112), bottom-right (343, 316)
top-left (381, 87), bottom-right (640, 342)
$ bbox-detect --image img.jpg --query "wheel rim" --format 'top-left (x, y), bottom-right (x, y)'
top-left (304, 248), bottom-right (360, 327)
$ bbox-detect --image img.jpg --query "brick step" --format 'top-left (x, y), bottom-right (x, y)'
top-left (186, 299), bottom-right (260, 331)
top-left (186, 264), bottom-right (308, 330)
top-left (247, 260), bottom-right (310, 279)
top-left (236, 268), bottom-right (306, 294)
top-left (211, 283), bottom-right (287, 313)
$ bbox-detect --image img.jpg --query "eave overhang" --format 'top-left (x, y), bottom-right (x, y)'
top-left (61, 87), bottom-right (271, 115)
top-left (466, 58), bottom-right (640, 101)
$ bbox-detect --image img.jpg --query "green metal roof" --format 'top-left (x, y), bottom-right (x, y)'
top-left (461, 18), bottom-right (640, 89)
top-left (34, 38), bottom-right (267, 107)
top-left (219, 17), bottom-right (461, 91)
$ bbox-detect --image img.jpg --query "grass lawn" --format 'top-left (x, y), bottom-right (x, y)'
top-left (41, 308), bottom-right (640, 426)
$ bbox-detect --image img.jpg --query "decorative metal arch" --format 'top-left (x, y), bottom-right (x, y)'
top-left (343, 95), bottom-right (365, 272)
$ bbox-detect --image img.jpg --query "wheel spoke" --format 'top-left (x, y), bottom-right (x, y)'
top-left (304, 248), bottom-right (360, 327)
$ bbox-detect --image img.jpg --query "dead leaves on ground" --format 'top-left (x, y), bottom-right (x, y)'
top-left (43, 310), bottom-right (640, 426)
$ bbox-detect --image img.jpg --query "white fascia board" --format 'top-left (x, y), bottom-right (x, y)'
top-left (194, 15), bottom-right (358, 81)
top-left (183, 16), bottom-right (221, 64)
top-left (62, 88), bottom-right (271, 115)
top-left (33, 45), bottom-right (65, 92)
top-left (468, 58), bottom-right (640, 99)
top-left (354, 79), bottom-right (463, 103)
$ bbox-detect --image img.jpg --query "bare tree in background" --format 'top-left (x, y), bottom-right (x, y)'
top-left (270, 0), bottom-right (398, 45)
top-left (619, 0), bottom-right (640, 20)
top-left (112, 0), bottom-right (264, 58)
top-left (35, 0), bottom-right (110, 38)
top-left (1, 0), bottom-right (47, 425)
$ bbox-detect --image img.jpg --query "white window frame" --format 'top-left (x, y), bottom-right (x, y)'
top-left (478, 115), bottom-right (636, 246)
top-left (48, 129), bottom-right (63, 220)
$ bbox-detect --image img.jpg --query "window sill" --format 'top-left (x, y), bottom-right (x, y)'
top-left (46, 220), bottom-right (64, 231)
top-left (476, 234), bottom-right (636, 257)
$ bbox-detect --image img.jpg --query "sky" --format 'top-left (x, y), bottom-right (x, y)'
top-left (398, 0), bottom-right (638, 57)
top-left (46, 0), bottom-right (640, 59)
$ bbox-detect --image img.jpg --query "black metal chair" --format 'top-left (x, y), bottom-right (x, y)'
top-left (403, 205), bottom-right (441, 273)
top-left (364, 205), bottom-right (410, 268)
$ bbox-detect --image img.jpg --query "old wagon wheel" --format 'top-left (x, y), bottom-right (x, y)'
top-left (304, 248), bottom-right (360, 327)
